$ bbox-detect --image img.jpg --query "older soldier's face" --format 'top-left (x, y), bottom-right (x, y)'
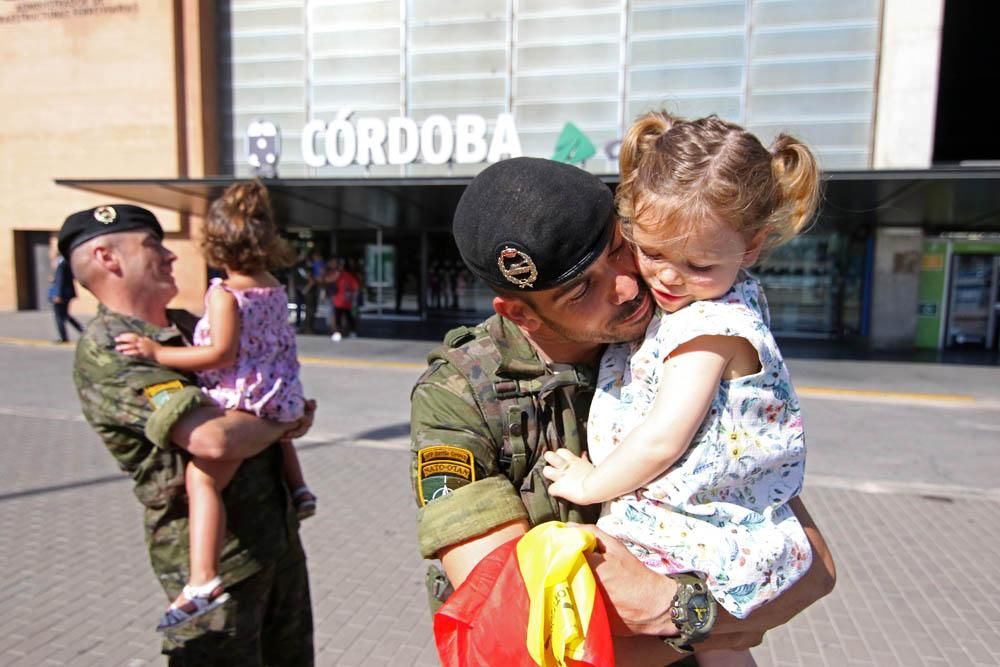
top-left (527, 224), bottom-right (653, 344)
top-left (116, 231), bottom-right (179, 306)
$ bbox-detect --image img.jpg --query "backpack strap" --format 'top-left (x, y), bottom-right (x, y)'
top-left (431, 327), bottom-right (542, 483)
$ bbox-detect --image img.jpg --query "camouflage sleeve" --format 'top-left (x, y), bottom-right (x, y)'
top-left (74, 335), bottom-right (211, 457)
top-left (410, 363), bottom-right (528, 559)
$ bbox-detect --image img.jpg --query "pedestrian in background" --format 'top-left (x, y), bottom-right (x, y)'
top-left (303, 249), bottom-right (325, 333)
top-left (327, 258), bottom-right (359, 341)
top-left (48, 254), bottom-right (83, 343)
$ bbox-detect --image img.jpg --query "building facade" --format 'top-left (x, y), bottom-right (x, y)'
top-left (2, 0), bottom-right (998, 351)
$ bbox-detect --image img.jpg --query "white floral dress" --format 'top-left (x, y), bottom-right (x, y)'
top-left (588, 273), bottom-right (812, 618)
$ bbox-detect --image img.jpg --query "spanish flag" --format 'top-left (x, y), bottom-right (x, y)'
top-left (434, 522), bottom-right (615, 667)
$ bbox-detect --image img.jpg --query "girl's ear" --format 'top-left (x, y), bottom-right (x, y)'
top-left (742, 229), bottom-right (768, 267)
top-left (493, 295), bottom-right (542, 332)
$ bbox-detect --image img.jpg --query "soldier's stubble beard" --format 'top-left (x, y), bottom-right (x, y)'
top-left (534, 288), bottom-right (652, 346)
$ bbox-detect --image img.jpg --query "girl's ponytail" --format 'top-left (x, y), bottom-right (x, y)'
top-left (768, 135), bottom-right (820, 244)
top-left (616, 111), bottom-right (676, 226)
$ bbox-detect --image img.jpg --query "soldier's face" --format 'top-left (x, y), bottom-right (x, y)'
top-left (527, 225), bottom-right (653, 345)
top-left (117, 231), bottom-right (179, 305)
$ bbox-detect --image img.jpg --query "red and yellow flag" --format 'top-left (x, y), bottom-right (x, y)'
top-left (434, 522), bottom-right (615, 667)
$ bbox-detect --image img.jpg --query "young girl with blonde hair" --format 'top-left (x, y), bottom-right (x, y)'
top-left (116, 180), bottom-right (317, 631)
top-left (544, 112), bottom-right (820, 667)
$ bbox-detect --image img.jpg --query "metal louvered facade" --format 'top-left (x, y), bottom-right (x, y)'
top-left (219, 0), bottom-right (882, 178)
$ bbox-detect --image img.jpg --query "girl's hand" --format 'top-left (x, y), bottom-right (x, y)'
top-left (115, 332), bottom-right (161, 361)
top-left (542, 449), bottom-right (597, 504)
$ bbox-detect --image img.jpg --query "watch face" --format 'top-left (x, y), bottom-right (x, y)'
top-left (687, 590), bottom-right (713, 632)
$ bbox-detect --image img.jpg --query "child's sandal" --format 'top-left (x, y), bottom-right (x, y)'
top-left (156, 576), bottom-right (230, 632)
top-left (293, 486), bottom-right (318, 520)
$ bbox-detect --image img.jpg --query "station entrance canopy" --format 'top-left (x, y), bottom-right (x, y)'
top-left (56, 167), bottom-right (1000, 234)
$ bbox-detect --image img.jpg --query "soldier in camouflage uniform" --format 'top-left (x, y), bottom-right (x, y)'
top-left (411, 159), bottom-right (835, 665)
top-left (59, 205), bottom-right (314, 666)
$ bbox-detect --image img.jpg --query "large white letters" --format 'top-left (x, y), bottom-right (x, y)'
top-left (301, 119), bottom-right (327, 168)
top-left (301, 113), bottom-right (522, 168)
top-left (387, 117), bottom-right (419, 165)
top-left (487, 113), bottom-right (523, 163)
top-left (454, 114), bottom-right (488, 164)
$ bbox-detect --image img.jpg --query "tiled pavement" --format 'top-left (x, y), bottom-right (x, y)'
top-left (4, 409), bottom-right (999, 666)
top-left (1, 311), bottom-right (999, 666)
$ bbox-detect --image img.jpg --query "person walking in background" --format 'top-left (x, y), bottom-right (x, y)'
top-left (328, 258), bottom-right (359, 341)
top-left (115, 181), bottom-right (318, 631)
top-left (302, 249), bottom-right (325, 334)
top-left (49, 254), bottom-right (84, 343)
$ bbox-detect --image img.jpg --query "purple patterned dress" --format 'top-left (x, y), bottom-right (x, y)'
top-left (193, 278), bottom-right (305, 422)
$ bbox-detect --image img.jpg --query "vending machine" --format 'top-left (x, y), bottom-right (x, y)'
top-left (945, 254), bottom-right (999, 348)
top-left (916, 237), bottom-right (1000, 350)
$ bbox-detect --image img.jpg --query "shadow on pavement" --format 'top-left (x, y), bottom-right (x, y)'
top-left (0, 473), bottom-right (127, 503)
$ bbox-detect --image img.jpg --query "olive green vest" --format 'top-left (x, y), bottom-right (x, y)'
top-left (429, 317), bottom-right (600, 528)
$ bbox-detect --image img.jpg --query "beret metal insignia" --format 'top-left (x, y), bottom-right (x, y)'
top-left (93, 206), bottom-right (117, 225)
top-left (497, 246), bottom-right (538, 289)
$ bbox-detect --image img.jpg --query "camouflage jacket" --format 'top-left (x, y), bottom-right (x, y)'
top-left (73, 304), bottom-right (301, 595)
top-left (410, 314), bottom-right (600, 559)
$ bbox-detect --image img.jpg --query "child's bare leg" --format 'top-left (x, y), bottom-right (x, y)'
top-left (186, 457), bottom-right (241, 586)
top-left (697, 648), bottom-right (757, 667)
top-left (280, 439), bottom-right (307, 489)
top-left (281, 439), bottom-right (317, 519)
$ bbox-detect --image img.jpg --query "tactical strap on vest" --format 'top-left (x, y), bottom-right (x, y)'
top-left (434, 331), bottom-right (540, 481)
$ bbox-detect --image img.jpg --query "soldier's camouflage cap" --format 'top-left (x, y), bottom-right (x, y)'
top-left (58, 204), bottom-right (164, 260)
top-left (453, 157), bottom-right (614, 292)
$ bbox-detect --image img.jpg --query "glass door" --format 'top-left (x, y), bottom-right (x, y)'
top-left (990, 256), bottom-right (1000, 351)
top-left (945, 254), bottom-right (998, 347)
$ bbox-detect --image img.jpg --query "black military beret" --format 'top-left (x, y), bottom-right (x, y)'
top-left (58, 204), bottom-right (164, 260)
top-left (453, 157), bottom-right (614, 291)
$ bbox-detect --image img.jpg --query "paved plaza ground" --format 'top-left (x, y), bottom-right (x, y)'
top-left (0, 311), bottom-right (998, 666)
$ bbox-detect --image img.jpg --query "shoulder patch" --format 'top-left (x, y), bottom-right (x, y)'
top-left (143, 380), bottom-right (184, 409)
top-left (417, 445), bottom-right (476, 506)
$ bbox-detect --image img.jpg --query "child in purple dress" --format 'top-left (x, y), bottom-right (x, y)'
top-left (116, 181), bottom-right (316, 632)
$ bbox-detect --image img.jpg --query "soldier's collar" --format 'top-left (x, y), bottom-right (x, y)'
top-left (491, 316), bottom-right (596, 386)
top-left (491, 316), bottom-right (548, 377)
top-left (97, 303), bottom-right (185, 343)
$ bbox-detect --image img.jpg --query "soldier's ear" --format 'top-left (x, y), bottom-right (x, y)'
top-left (93, 244), bottom-right (123, 275)
top-left (493, 295), bottom-right (542, 332)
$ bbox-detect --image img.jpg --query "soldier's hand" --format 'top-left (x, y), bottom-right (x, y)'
top-left (283, 398), bottom-right (317, 440)
top-left (115, 332), bottom-right (160, 360)
top-left (570, 523), bottom-right (679, 637)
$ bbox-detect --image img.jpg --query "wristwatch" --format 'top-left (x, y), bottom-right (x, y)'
top-left (661, 573), bottom-right (718, 653)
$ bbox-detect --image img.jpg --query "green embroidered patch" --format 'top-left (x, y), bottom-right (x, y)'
top-left (143, 380), bottom-right (184, 410)
top-left (418, 445), bottom-right (475, 506)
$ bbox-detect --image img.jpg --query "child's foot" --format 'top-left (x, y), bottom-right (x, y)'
top-left (156, 576), bottom-right (230, 632)
top-left (293, 486), bottom-right (318, 520)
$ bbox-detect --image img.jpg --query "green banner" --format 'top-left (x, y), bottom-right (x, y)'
top-left (915, 240), bottom-right (947, 349)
